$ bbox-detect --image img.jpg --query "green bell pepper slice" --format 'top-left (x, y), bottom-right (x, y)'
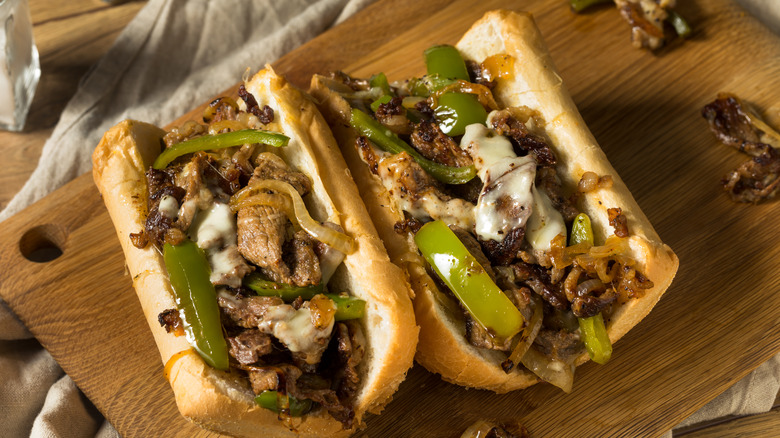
top-left (569, 0), bottom-right (611, 13)
top-left (578, 313), bottom-right (612, 364)
top-left (370, 94), bottom-right (393, 113)
top-left (244, 274), bottom-right (365, 321)
top-left (163, 240), bottom-right (229, 370)
top-left (433, 92), bottom-right (488, 137)
top-left (244, 273), bottom-right (324, 301)
top-left (568, 212), bottom-right (612, 363)
top-left (414, 220), bottom-right (524, 340)
top-left (569, 212), bottom-right (594, 246)
top-left (153, 129), bottom-right (289, 169)
top-left (255, 391), bottom-right (313, 417)
top-left (349, 108), bottom-right (476, 184)
top-left (424, 44), bottom-right (470, 85)
top-left (667, 9), bottom-right (692, 38)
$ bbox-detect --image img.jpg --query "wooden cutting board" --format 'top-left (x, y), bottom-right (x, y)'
top-left (2, 0), bottom-right (780, 436)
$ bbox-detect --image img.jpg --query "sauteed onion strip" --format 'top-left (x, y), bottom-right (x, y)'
top-left (230, 180), bottom-right (356, 255)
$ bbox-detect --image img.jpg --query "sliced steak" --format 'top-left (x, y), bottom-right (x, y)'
top-left (410, 120), bottom-right (473, 167)
top-left (228, 329), bottom-right (274, 365)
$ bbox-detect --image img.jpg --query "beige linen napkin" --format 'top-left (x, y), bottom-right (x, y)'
top-left (0, 0), bottom-right (374, 436)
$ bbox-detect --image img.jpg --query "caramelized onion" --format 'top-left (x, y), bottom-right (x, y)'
top-left (208, 119), bottom-right (248, 135)
top-left (230, 180), bottom-right (356, 255)
top-left (520, 347), bottom-right (574, 393)
top-left (433, 79), bottom-right (499, 111)
top-left (503, 297), bottom-right (543, 373)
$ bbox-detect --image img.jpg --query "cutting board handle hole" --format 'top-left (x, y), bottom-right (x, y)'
top-left (19, 224), bottom-right (66, 263)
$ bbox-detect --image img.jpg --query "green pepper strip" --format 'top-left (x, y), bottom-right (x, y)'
top-left (163, 240), bottom-right (229, 370)
top-left (153, 129), bottom-right (290, 170)
top-left (433, 92), bottom-right (488, 137)
top-left (255, 391), bottom-right (313, 417)
top-left (369, 72), bottom-right (392, 95)
top-left (349, 108), bottom-right (476, 184)
top-left (667, 9), bottom-right (692, 38)
top-left (244, 273), bottom-right (366, 321)
top-left (569, 0), bottom-right (612, 13)
top-left (424, 45), bottom-right (470, 85)
top-left (569, 212), bottom-right (594, 246)
top-left (568, 212), bottom-right (612, 364)
top-left (370, 94), bottom-right (393, 113)
top-left (415, 220), bottom-right (524, 340)
top-left (244, 273), bottom-right (324, 301)
top-left (578, 313), bottom-right (612, 364)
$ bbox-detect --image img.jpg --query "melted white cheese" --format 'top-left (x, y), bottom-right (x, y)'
top-left (526, 185), bottom-right (566, 251)
top-left (258, 303), bottom-right (335, 363)
top-left (188, 202), bottom-right (244, 287)
top-left (158, 195), bottom-right (179, 219)
top-left (474, 156), bottom-right (536, 241)
top-left (460, 119), bottom-right (565, 249)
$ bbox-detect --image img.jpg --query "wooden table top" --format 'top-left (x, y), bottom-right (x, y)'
top-left (1, 0), bottom-right (778, 436)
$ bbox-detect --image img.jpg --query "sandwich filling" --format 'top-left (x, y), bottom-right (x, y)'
top-left (133, 88), bottom-right (364, 427)
top-left (319, 46), bottom-right (654, 391)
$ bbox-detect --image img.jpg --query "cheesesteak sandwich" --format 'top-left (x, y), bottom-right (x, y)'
top-left (309, 10), bottom-right (678, 393)
top-left (92, 67), bottom-right (418, 437)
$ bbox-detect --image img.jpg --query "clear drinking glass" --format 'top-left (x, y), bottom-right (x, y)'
top-left (0, 0), bottom-right (40, 131)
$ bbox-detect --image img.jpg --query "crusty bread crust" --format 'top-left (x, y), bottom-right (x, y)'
top-left (92, 67), bottom-right (418, 436)
top-left (309, 10), bottom-right (678, 393)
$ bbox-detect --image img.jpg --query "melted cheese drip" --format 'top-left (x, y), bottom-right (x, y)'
top-left (158, 195), bottom-right (179, 219)
top-left (460, 119), bottom-right (565, 249)
top-left (188, 202), bottom-right (243, 287)
top-left (258, 303), bottom-right (336, 363)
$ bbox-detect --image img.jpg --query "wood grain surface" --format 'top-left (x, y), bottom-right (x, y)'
top-left (1, 0), bottom-right (780, 437)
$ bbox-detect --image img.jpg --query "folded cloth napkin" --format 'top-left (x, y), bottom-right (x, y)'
top-left (0, 0), bottom-right (778, 437)
top-left (0, 0), bottom-right (374, 436)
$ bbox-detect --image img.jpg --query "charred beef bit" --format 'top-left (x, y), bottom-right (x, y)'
top-left (466, 313), bottom-right (513, 351)
top-left (410, 120), bottom-right (473, 167)
top-left (203, 97), bottom-right (238, 124)
top-left (702, 94), bottom-right (777, 157)
top-left (512, 261), bottom-right (568, 310)
top-left (158, 309), bottom-right (184, 336)
top-left (480, 227), bottom-right (525, 267)
top-left (702, 94), bottom-right (780, 202)
top-left (228, 329), bottom-right (274, 365)
top-left (572, 288), bottom-right (617, 318)
top-left (237, 84), bottom-right (274, 123)
top-left (218, 294), bottom-right (285, 328)
top-left (465, 59), bottom-right (495, 89)
top-left (536, 167), bottom-right (580, 222)
top-left (414, 99), bottom-right (435, 119)
top-left (356, 136), bottom-right (380, 175)
top-left (615, 0), bottom-right (667, 50)
top-left (375, 96), bottom-right (412, 135)
top-left (394, 216), bottom-right (424, 235)
top-left (144, 167), bottom-right (187, 247)
top-left (129, 230), bottom-right (149, 249)
top-left (722, 148), bottom-right (780, 202)
top-left (291, 374), bottom-right (355, 428)
top-left (533, 328), bottom-right (584, 364)
top-left (607, 207), bottom-right (629, 237)
top-left (327, 71), bottom-right (369, 92)
top-left (332, 321), bottom-right (365, 403)
top-left (491, 108), bottom-right (556, 167)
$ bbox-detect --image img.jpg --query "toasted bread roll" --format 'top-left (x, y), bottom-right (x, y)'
top-left (310, 10), bottom-right (678, 393)
top-left (93, 67), bottom-right (418, 436)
